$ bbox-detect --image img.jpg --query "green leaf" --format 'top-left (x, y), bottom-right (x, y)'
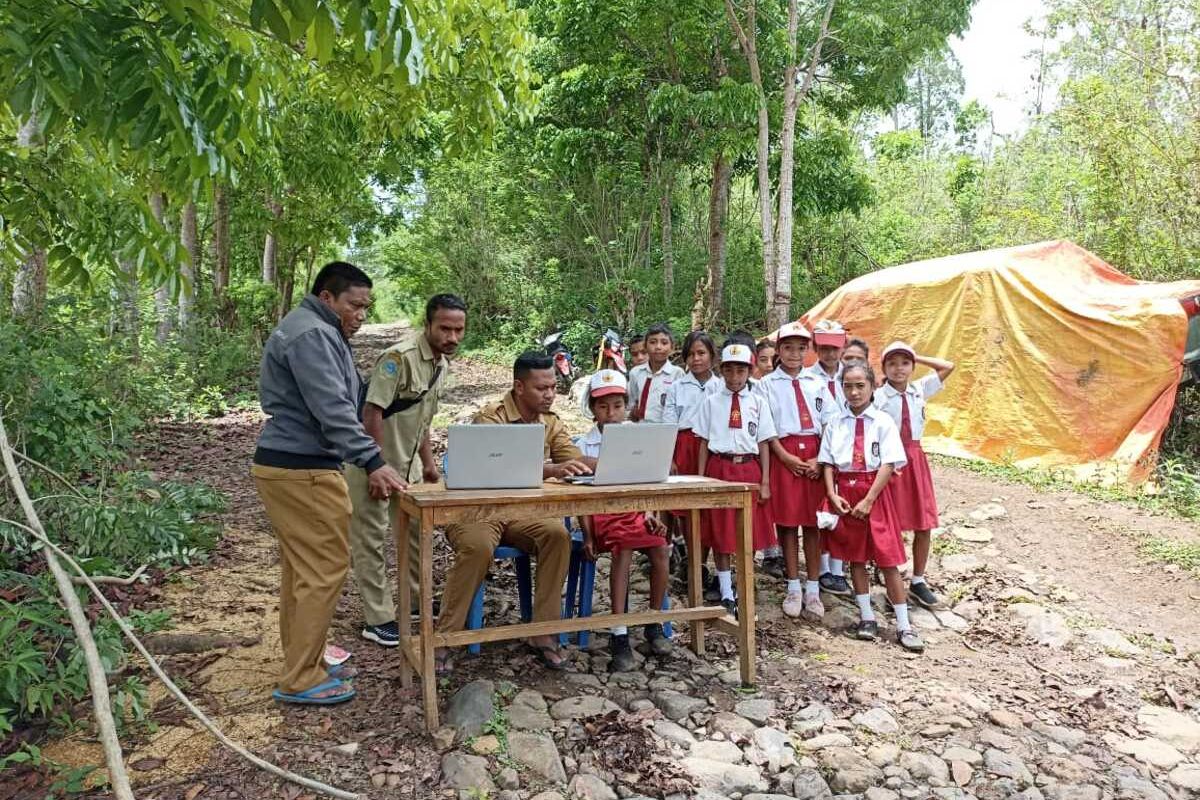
top-left (260, 0), bottom-right (294, 42)
top-left (250, 0), bottom-right (267, 28)
top-left (312, 5), bottom-right (335, 63)
top-left (162, 0), bottom-right (188, 25)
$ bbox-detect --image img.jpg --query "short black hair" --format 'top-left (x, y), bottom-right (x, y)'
top-left (514, 350), bottom-right (554, 380)
top-left (723, 329), bottom-right (756, 349)
top-left (628, 334), bottom-right (645, 347)
top-left (845, 337), bottom-right (870, 358)
top-left (756, 339), bottom-right (775, 353)
top-left (681, 330), bottom-right (717, 363)
top-left (425, 293), bottom-right (467, 324)
top-left (842, 359), bottom-right (875, 387)
top-left (312, 261), bottom-right (372, 297)
top-left (644, 322), bottom-right (675, 343)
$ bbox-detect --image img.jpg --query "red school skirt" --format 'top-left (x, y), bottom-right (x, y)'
top-left (592, 512), bottom-right (668, 555)
top-left (888, 441), bottom-right (939, 531)
top-left (826, 470), bottom-right (906, 568)
top-left (770, 434), bottom-right (825, 528)
top-left (702, 455), bottom-right (776, 554)
top-left (670, 429), bottom-right (702, 519)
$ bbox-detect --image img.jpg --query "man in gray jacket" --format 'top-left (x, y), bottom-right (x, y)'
top-left (252, 261), bottom-right (407, 705)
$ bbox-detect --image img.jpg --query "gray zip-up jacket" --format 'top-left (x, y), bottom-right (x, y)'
top-left (253, 295), bottom-right (385, 473)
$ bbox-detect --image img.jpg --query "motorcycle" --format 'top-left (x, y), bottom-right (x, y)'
top-left (541, 331), bottom-right (579, 394)
top-left (594, 327), bottom-right (628, 374)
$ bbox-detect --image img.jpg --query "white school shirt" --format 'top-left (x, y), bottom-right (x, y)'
top-left (628, 361), bottom-right (684, 423)
top-left (579, 424), bottom-right (604, 457)
top-left (817, 405), bottom-right (907, 472)
top-left (693, 386), bottom-right (778, 455)
top-left (872, 374), bottom-right (943, 442)
top-left (756, 367), bottom-right (836, 437)
top-left (664, 371), bottom-right (721, 430)
top-left (802, 362), bottom-right (844, 404)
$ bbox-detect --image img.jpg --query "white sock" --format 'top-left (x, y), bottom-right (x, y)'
top-left (611, 625), bottom-right (628, 636)
top-left (717, 570), bottom-right (735, 601)
top-left (856, 593), bottom-right (876, 622)
top-left (805, 580), bottom-right (820, 596)
top-left (820, 553), bottom-right (831, 574)
top-left (894, 603), bottom-right (910, 632)
top-left (787, 579), bottom-right (802, 594)
top-left (831, 559), bottom-right (845, 577)
top-left (911, 575), bottom-right (926, 586)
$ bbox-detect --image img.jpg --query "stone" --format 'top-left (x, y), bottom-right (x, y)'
top-left (432, 725), bottom-right (458, 751)
top-left (909, 605), bottom-right (942, 631)
top-left (983, 749), bottom-right (1033, 786)
top-left (745, 795), bottom-right (799, 800)
top-left (570, 774), bottom-right (618, 800)
top-left (866, 743), bottom-right (900, 767)
top-left (932, 790), bottom-right (969, 800)
top-left (1042, 786), bottom-right (1101, 800)
top-left (1084, 628), bottom-right (1142, 656)
top-left (499, 791), bottom-right (521, 800)
top-left (497, 767), bottom-right (520, 790)
top-left (865, 789), bottom-right (900, 800)
top-left (969, 503), bottom-right (1007, 521)
top-left (1136, 705), bottom-right (1200, 753)
top-left (1018, 608), bottom-right (1073, 648)
top-left (653, 690), bottom-right (708, 721)
top-left (691, 739), bottom-right (745, 764)
top-left (941, 553), bottom-right (983, 574)
top-left (746, 726), bottom-right (796, 771)
top-left (818, 747), bottom-right (884, 793)
top-left (565, 673), bottom-right (606, 690)
top-left (683, 757), bottom-right (770, 794)
top-left (329, 741), bottom-right (359, 755)
top-left (950, 761), bottom-right (972, 787)
top-left (510, 689), bottom-right (554, 731)
top-left (1168, 763), bottom-right (1200, 791)
top-left (1104, 732), bottom-right (1185, 769)
top-left (851, 708), bottom-right (900, 735)
top-left (736, 699), bottom-right (777, 726)
top-left (446, 680), bottom-right (495, 738)
top-left (987, 709), bottom-right (1025, 729)
top-left (940, 747), bottom-right (982, 766)
top-left (921, 724), bottom-right (953, 738)
top-left (899, 752), bottom-right (949, 784)
top-left (653, 719), bottom-right (697, 749)
top-left (1114, 774), bottom-right (1167, 800)
top-left (801, 733), bottom-right (853, 750)
top-left (977, 729), bottom-right (1018, 751)
top-left (1039, 756), bottom-right (1091, 784)
top-left (952, 600), bottom-right (984, 621)
top-left (551, 695), bottom-right (620, 721)
top-left (441, 753), bottom-right (496, 793)
top-left (790, 767), bottom-right (833, 800)
top-left (470, 735), bottom-right (501, 755)
top-left (1030, 722), bottom-right (1086, 750)
top-left (691, 792), bottom-right (731, 800)
top-left (952, 526), bottom-right (994, 543)
top-left (713, 711), bottom-right (760, 742)
top-left (508, 731), bottom-right (567, 783)
top-left (531, 793), bottom-right (566, 800)
top-left (629, 699), bottom-right (655, 713)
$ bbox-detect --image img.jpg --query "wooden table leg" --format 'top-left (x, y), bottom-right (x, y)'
top-left (734, 493), bottom-right (756, 687)
top-left (688, 507), bottom-right (705, 656)
top-left (420, 509), bottom-right (439, 731)
top-left (396, 507), bottom-right (412, 689)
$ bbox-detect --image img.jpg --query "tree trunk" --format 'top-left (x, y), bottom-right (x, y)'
top-left (12, 248), bottom-right (47, 318)
top-left (149, 192), bottom-right (173, 342)
top-left (301, 245), bottom-right (317, 299)
top-left (118, 256), bottom-right (140, 361)
top-left (276, 248), bottom-right (301, 323)
top-left (692, 152), bottom-right (732, 330)
top-left (262, 197), bottom-right (282, 284)
top-left (179, 199), bottom-right (198, 330)
top-left (660, 169), bottom-right (675, 302)
top-left (212, 183), bottom-right (230, 297)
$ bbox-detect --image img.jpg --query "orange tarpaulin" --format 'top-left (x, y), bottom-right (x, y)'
top-left (788, 241), bottom-right (1200, 484)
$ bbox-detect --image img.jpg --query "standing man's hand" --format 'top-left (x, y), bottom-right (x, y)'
top-left (368, 464), bottom-right (408, 499)
top-left (422, 462), bottom-right (441, 485)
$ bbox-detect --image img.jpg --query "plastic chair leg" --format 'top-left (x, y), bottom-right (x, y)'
top-left (561, 549), bottom-right (581, 646)
top-left (578, 559), bottom-right (596, 649)
top-left (467, 581), bottom-right (486, 655)
top-left (515, 555), bottom-right (533, 623)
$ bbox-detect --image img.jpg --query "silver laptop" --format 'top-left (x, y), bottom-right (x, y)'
top-left (445, 424), bottom-right (545, 489)
top-left (568, 423), bottom-right (677, 486)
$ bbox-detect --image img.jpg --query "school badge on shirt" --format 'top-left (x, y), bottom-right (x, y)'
top-left (815, 396), bottom-right (823, 411)
top-left (748, 421), bottom-right (758, 437)
top-left (383, 359), bottom-right (399, 376)
top-left (871, 442), bottom-right (881, 458)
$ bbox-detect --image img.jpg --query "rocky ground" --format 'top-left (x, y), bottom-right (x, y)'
top-left (39, 321), bottom-right (1200, 800)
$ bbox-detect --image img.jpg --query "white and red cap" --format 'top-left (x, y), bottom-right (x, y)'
top-left (721, 343), bottom-right (754, 366)
top-left (581, 369), bottom-right (629, 418)
top-left (775, 321), bottom-right (812, 342)
top-left (811, 319), bottom-right (848, 347)
top-left (881, 341), bottom-right (916, 364)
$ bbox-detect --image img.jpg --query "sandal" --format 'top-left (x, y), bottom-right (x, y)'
top-left (272, 677), bottom-right (356, 706)
top-left (327, 663), bottom-right (358, 679)
top-left (526, 641), bottom-right (567, 671)
top-left (853, 620), bottom-right (879, 641)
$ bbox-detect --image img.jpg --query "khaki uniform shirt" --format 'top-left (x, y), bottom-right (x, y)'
top-left (364, 333), bottom-right (448, 482)
top-left (474, 391), bottom-right (583, 463)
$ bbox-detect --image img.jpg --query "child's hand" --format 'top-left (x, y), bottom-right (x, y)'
top-left (802, 458), bottom-right (821, 479)
top-left (759, 481), bottom-right (771, 504)
top-left (582, 535), bottom-right (597, 561)
top-left (646, 515), bottom-right (667, 536)
top-left (830, 494), bottom-right (851, 514)
top-left (851, 496), bottom-right (875, 519)
top-left (783, 453), bottom-right (805, 476)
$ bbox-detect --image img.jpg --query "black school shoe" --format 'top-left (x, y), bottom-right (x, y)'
top-left (361, 621), bottom-right (400, 647)
top-left (908, 581), bottom-right (940, 609)
top-left (609, 634), bottom-right (636, 672)
top-left (819, 572), bottom-right (853, 596)
top-left (854, 619), bottom-right (879, 641)
top-left (761, 556), bottom-right (786, 579)
top-left (704, 573), bottom-right (722, 603)
top-left (897, 628), bottom-right (926, 652)
top-left (721, 597), bottom-right (739, 619)
top-left (644, 624), bottom-right (673, 657)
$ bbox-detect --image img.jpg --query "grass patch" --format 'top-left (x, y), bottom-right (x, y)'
top-left (1138, 536), bottom-right (1200, 575)
top-left (931, 532), bottom-right (964, 556)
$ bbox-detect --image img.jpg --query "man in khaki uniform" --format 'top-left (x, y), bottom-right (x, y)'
top-left (347, 294), bottom-right (467, 647)
top-left (435, 351), bottom-right (595, 673)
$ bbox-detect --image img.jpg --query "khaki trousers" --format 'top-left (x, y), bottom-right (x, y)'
top-left (437, 518), bottom-right (571, 636)
top-left (251, 465), bottom-right (351, 695)
top-left (345, 465), bottom-right (420, 626)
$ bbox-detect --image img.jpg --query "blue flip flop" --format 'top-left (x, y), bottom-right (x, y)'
top-left (272, 677), bottom-right (356, 705)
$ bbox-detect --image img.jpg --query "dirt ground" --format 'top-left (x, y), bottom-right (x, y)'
top-left (27, 321), bottom-right (1200, 800)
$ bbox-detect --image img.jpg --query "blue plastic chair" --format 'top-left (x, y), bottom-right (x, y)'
top-left (466, 547), bottom-right (532, 655)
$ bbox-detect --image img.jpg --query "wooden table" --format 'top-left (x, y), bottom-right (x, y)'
top-left (394, 477), bottom-right (759, 731)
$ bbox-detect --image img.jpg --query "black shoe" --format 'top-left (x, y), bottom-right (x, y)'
top-left (897, 628), bottom-right (925, 652)
top-left (704, 574), bottom-right (722, 603)
top-left (909, 581), bottom-right (940, 609)
top-left (854, 619), bottom-right (879, 641)
top-left (721, 597), bottom-right (739, 619)
top-left (762, 556), bottom-right (786, 580)
top-left (829, 574), bottom-right (852, 596)
top-left (644, 624), bottom-right (673, 657)
top-left (408, 598), bottom-right (441, 619)
top-left (361, 621), bottom-right (400, 647)
top-left (609, 634), bottom-right (636, 672)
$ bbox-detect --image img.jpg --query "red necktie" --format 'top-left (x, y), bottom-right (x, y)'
top-left (638, 374), bottom-right (653, 418)
top-left (792, 379), bottom-right (814, 430)
top-left (828, 378), bottom-right (837, 399)
top-left (851, 416), bottom-right (866, 470)
top-left (899, 393), bottom-right (913, 444)
top-left (728, 392), bottom-right (743, 429)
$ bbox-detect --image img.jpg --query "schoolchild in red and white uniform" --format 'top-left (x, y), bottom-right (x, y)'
top-left (873, 341), bottom-right (956, 610)
top-left (664, 330), bottom-right (721, 476)
top-left (756, 322), bottom-right (837, 621)
top-left (628, 323), bottom-right (683, 423)
top-left (694, 343), bottom-right (777, 617)
top-left (819, 361), bottom-right (924, 652)
top-left (803, 319), bottom-right (851, 595)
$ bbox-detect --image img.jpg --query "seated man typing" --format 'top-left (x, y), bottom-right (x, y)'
top-left (434, 351), bottom-right (594, 673)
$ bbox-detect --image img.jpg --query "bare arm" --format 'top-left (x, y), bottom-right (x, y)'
top-left (757, 441), bottom-right (771, 503)
top-left (916, 353), bottom-right (955, 382)
top-left (697, 439), bottom-right (709, 477)
top-left (363, 404), bottom-right (386, 447)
